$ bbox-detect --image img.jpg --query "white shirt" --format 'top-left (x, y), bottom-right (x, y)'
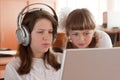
top-left (95, 30), bottom-right (113, 48)
top-left (5, 53), bottom-right (62, 80)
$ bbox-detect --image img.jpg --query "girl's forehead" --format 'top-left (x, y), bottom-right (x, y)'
top-left (34, 19), bottom-right (53, 29)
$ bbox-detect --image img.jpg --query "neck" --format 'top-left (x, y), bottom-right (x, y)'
top-left (33, 52), bottom-right (44, 58)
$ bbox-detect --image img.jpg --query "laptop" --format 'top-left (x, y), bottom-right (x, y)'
top-left (60, 47), bottom-right (120, 80)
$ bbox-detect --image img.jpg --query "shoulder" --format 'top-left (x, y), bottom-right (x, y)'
top-left (6, 57), bottom-right (20, 70)
top-left (95, 30), bottom-right (112, 48)
top-left (95, 30), bottom-right (109, 38)
top-left (5, 57), bottom-right (20, 79)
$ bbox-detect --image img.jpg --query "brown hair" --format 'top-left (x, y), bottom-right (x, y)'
top-left (65, 8), bottom-right (98, 48)
top-left (16, 10), bottom-right (60, 75)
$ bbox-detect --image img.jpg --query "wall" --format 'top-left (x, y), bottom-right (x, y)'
top-left (0, 0), bottom-right (26, 49)
top-left (0, 0), bottom-right (57, 50)
top-left (28, 0), bottom-right (57, 10)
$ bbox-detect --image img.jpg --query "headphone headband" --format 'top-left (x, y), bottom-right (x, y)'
top-left (17, 3), bottom-right (58, 28)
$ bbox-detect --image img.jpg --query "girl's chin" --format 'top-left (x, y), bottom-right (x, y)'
top-left (73, 44), bottom-right (87, 48)
top-left (41, 48), bottom-right (49, 53)
top-left (78, 47), bottom-right (85, 48)
top-left (44, 48), bottom-right (49, 52)
top-left (77, 45), bottom-right (87, 48)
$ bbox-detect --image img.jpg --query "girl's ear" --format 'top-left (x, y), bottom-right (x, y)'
top-left (68, 36), bottom-right (72, 42)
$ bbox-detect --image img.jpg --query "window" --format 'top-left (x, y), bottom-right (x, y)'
top-left (57, 0), bottom-right (107, 25)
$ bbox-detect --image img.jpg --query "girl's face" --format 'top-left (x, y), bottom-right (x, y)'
top-left (69, 30), bottom-right (94, 48)
top-left (30, 18), bottom-right (53, 58)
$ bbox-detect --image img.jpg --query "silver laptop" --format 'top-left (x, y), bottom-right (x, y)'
top-left (60, 47), bottom-right (120, 80)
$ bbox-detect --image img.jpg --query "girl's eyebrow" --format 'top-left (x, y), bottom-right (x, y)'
top-left (37, 29), bottom-right (53, 30)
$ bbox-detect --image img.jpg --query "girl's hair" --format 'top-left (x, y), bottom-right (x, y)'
top-left (65, 8), bottom-right (96, 36)
top-left (65, 8), bottom-right (98, 48)
top-left (16, 10), bottom-right (60, 75)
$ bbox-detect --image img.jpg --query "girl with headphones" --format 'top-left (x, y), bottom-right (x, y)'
top-left (5, 3), bottom-right (62, 80)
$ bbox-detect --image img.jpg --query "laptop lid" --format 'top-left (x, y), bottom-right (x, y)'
top-left (61, 47), bottom-right (120, 80)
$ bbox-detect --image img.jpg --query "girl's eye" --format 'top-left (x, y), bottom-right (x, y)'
top-left (37, 31), bottom-right (44, 34)
top-left (83, 32), bottom-right (90, 36)
top-left (49, 31), bottom-right (53, 34)
top-left (72, 33), bottom-right (79, 36)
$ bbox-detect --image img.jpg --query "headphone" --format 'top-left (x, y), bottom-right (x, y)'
top-left (16, 3), bottom-right (58, 46)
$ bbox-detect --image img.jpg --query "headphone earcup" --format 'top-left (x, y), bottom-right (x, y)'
top-left (16, 26), bottom-right (30, 46)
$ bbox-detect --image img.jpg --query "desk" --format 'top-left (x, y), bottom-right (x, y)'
top-left (0, 50), bottom-right (16, 78)
top-left (103, 29), bottom-right (120, 46)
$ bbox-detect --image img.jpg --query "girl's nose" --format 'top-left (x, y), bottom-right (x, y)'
top-left (43, 34), bottom-right (49, 40)
top-left (78, 34), bottom-right (85, 41)
top-left (43, 31), bottom-right (52, 41)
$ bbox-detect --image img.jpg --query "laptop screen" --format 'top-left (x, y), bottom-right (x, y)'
top-left (61, 47), bottom-right (120, 80)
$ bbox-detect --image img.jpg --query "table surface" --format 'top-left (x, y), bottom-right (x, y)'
top-left (0, 50), bottom-right (16, 66)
